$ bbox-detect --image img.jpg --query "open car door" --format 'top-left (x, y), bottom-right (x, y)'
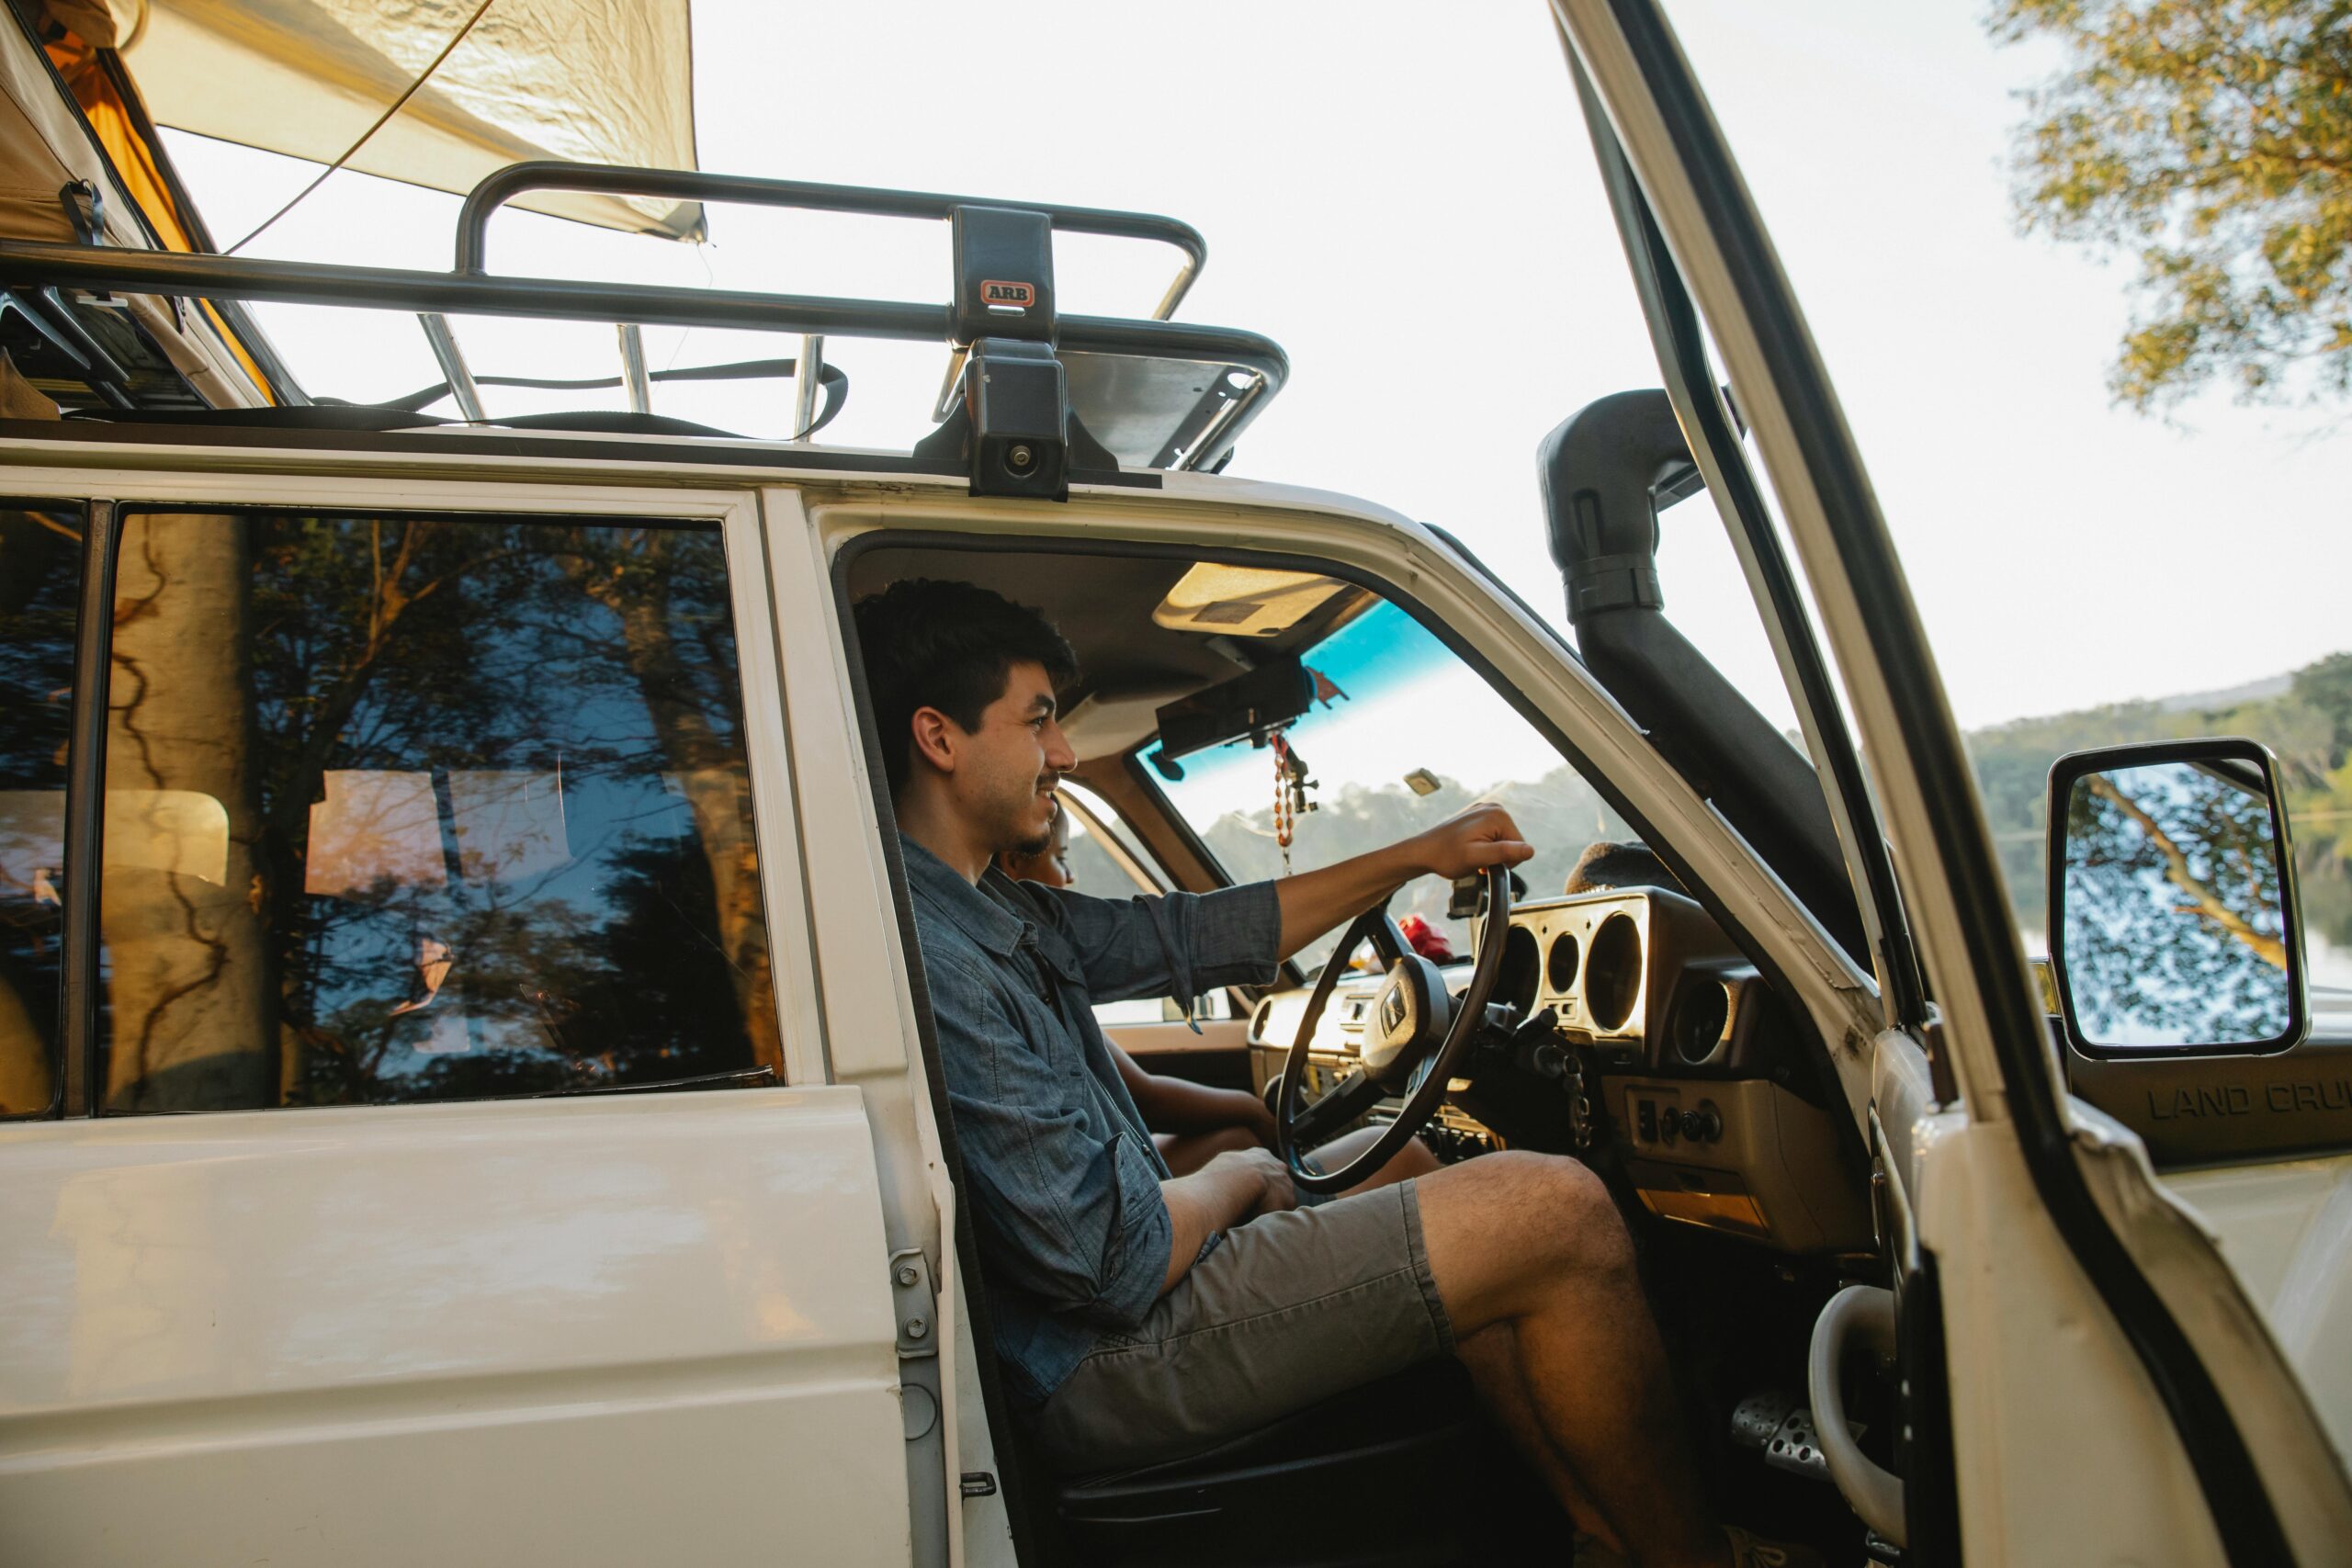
top-left (1553, 3), bottom-right (2352, 1563)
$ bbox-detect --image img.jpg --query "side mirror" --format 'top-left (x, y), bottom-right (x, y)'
top-left (2046, 739), bottom-right (2305, 1056)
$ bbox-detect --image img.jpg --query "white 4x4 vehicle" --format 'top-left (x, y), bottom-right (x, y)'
top-left (0, 5), bottom-right (2345, 1565)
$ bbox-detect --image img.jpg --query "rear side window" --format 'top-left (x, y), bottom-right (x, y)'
top-left (97, 511), bottom-right (778, 1113)
top-left (0, 504), bottom-right (83, 1116)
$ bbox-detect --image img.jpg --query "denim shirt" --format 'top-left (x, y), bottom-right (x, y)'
top-left (900, 838), bottom-right (1282, 1405)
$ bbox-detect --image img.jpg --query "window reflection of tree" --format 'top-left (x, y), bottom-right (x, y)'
top-left (0, 508), bottom-right (81, 1114)
top-left (2062, 763), bottom-right (2288, 1045)
top-left (99, 513), bottom-right (776, 1113)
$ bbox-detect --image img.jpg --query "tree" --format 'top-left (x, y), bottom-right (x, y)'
top-left (1992, 0), bottom-right (2352, 410)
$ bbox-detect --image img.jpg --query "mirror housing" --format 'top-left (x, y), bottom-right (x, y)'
top-left (2045, 739), bottom-right (2306, 1057)
top-left (1152, 657), bottom-right (1314, 767)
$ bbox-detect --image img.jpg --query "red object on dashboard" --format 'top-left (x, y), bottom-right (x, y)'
top-left (1396, 914), bottom-right (1455, 963)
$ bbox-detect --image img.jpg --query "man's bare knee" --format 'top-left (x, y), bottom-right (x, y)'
top-left (1418, 1152), bottom-right (1633, 1326)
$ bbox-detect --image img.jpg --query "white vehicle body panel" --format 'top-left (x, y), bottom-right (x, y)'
top-left (0, 1088), bottom-right (910, 1567)
top-left (2168, 1156), bottom-right (2352, 1467)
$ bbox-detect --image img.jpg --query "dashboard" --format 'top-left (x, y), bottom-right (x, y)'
top-left (1250, 888), bottom-right (1871, 1254)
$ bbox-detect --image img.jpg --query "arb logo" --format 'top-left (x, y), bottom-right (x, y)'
top-left (981, 279), bottom-right (1035, 309)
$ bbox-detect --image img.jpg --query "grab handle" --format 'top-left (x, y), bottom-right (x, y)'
top-left (1808, 1284), bottom-right (1906, 1547)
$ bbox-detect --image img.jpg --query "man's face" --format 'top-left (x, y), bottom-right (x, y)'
top-left (948, 660), bottom-right (1077, 857)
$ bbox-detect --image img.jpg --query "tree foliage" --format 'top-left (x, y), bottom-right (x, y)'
top-left (1992, 0), bottom-right (2352, 408)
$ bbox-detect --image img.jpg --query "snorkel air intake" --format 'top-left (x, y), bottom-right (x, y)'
top-left (1540, 389), bottom-right (1867, 964)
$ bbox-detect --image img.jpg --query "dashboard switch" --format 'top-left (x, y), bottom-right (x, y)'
top-left (1635, 1099), bottom-right (1657, 1144)
top-left (1683, 1102), bottom-right (1724, 1144)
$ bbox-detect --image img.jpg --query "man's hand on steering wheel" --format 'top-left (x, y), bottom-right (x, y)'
top-left (1405, 803), bottom-right (1535, 882)
top-left (1273, 804), bottom-right (1532, 1195)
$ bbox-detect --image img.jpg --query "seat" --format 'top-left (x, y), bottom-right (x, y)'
top-left (1052, 1357), bottom-right (1566, 1567)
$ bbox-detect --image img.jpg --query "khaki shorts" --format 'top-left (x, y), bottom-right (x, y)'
top-left (1027, 1179), bottom-right (1456, 1474)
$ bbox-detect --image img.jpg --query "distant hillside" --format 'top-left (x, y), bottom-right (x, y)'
top-left (1164, 650), bottom-right (2352, 957)
top-left (1966, 651), bottom-right (2351, 942)
top-left (2154, 674), bottom-right (2291, 713)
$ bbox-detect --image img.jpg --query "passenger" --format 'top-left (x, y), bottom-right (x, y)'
top-left (998, 807), bottom-right (1281, 1177)
top-left (856, 578), bottom-right (1814, 1568)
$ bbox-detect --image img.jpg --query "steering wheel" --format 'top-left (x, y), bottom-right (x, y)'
top-left (1275, 864), bottom-right (1512, 1194)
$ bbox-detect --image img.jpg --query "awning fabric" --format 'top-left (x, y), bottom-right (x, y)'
top-left (0, 6), bottom-right (266, 404)
top-left (117, 0), bottom-right (703, 243)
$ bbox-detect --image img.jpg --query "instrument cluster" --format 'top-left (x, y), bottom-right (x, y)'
top-left (1494, 888), bottom-right (1763, 1074)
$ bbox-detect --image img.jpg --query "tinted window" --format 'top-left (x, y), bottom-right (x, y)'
top-left (0, 504), bottom-right (81, 1115)
top-left (98, 511), bottom-right (777, 1112)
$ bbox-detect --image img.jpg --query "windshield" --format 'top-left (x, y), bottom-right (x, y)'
top-left (1144, 600), bottom-right (1637, 975)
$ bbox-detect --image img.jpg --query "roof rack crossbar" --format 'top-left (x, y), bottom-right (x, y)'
top-left (0, 238), bottom-right (1290, 389)
top-left (454, 161), bottom-right (1206, 322)
top-left (0, 240), bottom-right (1286, 387)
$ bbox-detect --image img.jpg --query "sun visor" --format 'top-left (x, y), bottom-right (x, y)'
top-left (119, 0), bottom-right (704, 241)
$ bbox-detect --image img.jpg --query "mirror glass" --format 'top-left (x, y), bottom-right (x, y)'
top-left (2059, 758), bottom-right (2293, 1048)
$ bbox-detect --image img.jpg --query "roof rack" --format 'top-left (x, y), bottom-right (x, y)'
top-left (0, 161), bottom-right (1290, 496)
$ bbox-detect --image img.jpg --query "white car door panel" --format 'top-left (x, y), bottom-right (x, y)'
top-left (0, 1087), bottom-right (910, 1566)
top-left (2166, 1155), bottom-right (2352, 1467)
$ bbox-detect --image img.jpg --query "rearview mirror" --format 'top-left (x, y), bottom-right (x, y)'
top-left (1152, 657), bottom-right (1315, 768)
top-left (2046, 739), bottom-right (2304, 1055)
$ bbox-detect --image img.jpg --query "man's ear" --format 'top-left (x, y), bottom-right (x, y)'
top-left (908, 705), bottom-right (960, 775)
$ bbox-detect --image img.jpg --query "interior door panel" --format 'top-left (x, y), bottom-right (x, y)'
top-left (1103, 1018), bottom-right (1255, 1091)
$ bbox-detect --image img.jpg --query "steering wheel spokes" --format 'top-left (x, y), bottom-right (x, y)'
top-left (1275, 866), bottom-right (1512, 1194)
top-left (1283, 1066), bottom-right (1385, 1147)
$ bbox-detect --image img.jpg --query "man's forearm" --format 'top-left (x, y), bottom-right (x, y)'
top-left (1272, 841), bottom-right (1427, 961)
top-left (1157, 1156), bottom-right (1276, 1294)
top-left (1269, 805), bottom-right (1534, 961)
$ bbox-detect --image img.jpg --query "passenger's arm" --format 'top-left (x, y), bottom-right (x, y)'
top-left (1272, 804), bottom-right (1533, 961)
top-left (1159, 1147), bottom-right (1295, 1295)
top-left (1112, 1042), bottom-right (1274, 1143)
top-left (1109, 1042), bottom-right (1167, 1118)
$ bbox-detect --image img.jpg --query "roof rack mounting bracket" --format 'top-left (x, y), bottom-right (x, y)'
top-left (950, 205), bottom-right (1056, 346)
top-left (963, 337), bottom-right (1070, 499)
top-left (915, 200), bottom-right (1114, 500)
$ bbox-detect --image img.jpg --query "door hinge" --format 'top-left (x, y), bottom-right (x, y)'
top-left (888, 1247), bottom-right (939, 1359)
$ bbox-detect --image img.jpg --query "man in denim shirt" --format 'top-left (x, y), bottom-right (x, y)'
top-left (857, 580), bottom-right (1798, 1568)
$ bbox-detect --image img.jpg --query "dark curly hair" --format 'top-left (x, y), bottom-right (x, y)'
top-left (852, 579), bottom-right (1079, 799)
top-left (1564, 840), bottom-right (1684, 897)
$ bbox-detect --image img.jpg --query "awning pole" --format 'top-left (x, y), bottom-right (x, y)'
top-left (418, 313), bottom-right (486, 420)
top-left (617, 323), bottom-right (652, 413)
top-left (793, 333), bottom-right (824, 439)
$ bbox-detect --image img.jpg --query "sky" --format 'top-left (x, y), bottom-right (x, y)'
top-left (1146, 601), bottom-right (1568, 824)
top-left (156, 0), bottom-right (2348, 734)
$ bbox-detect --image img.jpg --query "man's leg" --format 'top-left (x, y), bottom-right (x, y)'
top-left (1415, 1151), bottom-right (1724, 1568)
top-left (1454, 1323), bottom-right (1621, 1551)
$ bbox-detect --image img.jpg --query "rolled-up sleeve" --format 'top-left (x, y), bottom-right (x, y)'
top-left (1044, 881), bottom-right (1281, 1012)
top-left (933, 962), bottom-right (1172, 1329)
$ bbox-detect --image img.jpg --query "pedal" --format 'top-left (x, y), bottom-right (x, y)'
top-left (1728, 1390), bottom-right (1796, 1452)
top-left (1762, 1408), bottom-right (1837, 1483)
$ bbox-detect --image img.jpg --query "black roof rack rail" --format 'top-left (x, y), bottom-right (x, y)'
top-left (0, 162), bottom-right (1290, 495)
top-left (454, 162), bottom-right (1208, 316)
